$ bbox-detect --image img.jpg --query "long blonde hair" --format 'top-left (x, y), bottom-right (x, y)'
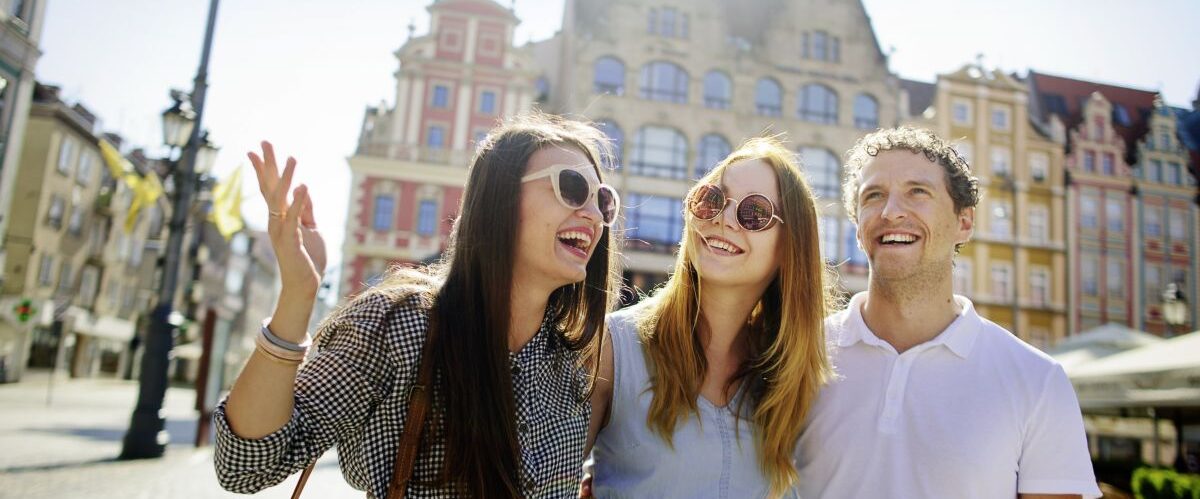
top-left (637, 136), bottom-right (834, 496)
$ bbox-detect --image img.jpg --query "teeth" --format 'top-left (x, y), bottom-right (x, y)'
top-left (706, 237), bottom-right (740, 253)
top-left (557, 230), bottom-right (592, 249)
top-left (881, 233), bottom-right (916, 243)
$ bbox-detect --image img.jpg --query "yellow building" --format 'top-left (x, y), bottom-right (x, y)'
top-left (903, 65), bottom-right (1069, 348)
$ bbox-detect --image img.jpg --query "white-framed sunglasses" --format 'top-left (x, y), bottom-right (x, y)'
top-left (521, 164), bottom-right (620, 226)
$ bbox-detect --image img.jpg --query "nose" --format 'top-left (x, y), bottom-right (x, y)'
top-left (718, 198), bottom-right (741, 231)
top-left (880, 194), bottom-right (907, 222)
top-left (576, 196), bottom-right (603, 224)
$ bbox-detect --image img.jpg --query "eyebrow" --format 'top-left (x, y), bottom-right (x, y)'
top-left (861, 178), bottom-right (938, 193)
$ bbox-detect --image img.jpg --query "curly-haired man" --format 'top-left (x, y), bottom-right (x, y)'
top-left (795, 127), bottom-right (1101, 499)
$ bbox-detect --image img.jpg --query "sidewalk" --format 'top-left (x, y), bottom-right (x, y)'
top-left (0, 370), bottom-right (360, 498)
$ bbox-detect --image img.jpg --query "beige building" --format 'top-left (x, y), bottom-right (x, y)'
top-left (902, 65), bottom-right (1070, 348)
top-left (0, 0), bottom-right (47, 296)
top-left (0, 84), bottom-right (167, 382)
top-left (536, 0), bottom-right (901, 294)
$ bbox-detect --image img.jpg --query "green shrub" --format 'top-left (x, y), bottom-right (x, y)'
top-left (1132, 467), bottom-right (1200, 499)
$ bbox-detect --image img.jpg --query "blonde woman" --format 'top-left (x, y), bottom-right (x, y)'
top-left (585, 137), bottom-right (834, 498)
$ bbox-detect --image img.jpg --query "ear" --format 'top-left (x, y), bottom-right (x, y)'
top-left (956, 206), bottom-right (975, 245)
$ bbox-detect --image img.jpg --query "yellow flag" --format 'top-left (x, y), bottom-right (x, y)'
top-left (99, 139), bottom-right (133, 182)
top-left (125, 171), bottom-right (164, 233)
top-left (208, 167), bottom-right (244, 240)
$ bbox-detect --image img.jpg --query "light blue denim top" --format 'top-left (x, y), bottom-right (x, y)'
top-left (589, 303), bottom-right (798, 499)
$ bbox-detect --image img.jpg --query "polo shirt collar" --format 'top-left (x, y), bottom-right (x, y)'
top-left (834, 292), bottom-right (981, 358)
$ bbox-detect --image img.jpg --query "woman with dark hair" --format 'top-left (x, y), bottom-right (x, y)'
top-left (584, 137), bottom-right (834, 498)
top-left (214, 112), bottom-right (621, 498)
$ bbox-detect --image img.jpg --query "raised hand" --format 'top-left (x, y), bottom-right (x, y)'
top-left (248, 141), bottom-right (326, 298)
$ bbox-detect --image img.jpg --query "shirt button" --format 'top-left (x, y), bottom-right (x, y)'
top-left (512, 364), bottom-right (521, 375)
top-left (519, 422), bottom-right (529, 434)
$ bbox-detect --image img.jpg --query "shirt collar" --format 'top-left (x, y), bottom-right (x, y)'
top-left (834, 292), bottom-right (981, 358)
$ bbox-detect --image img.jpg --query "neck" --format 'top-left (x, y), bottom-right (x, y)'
top-left (508, 277), bottom-right (552, 352)
top-left (862, 272), bottom-right (961, 353)
top-left (696, 280), bottom-right (766, 360)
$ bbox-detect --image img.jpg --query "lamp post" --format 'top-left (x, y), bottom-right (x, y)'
top-left (120, 0), bottom-right (221, 460)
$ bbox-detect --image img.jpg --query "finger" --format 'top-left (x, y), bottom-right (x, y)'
top-left (262, 140), bottom-right (279, 177)
top-left (274, 157), bottom-right (297, 211)
top-left (247, 152), bottom-right (272, 197)
top-left (284, 184), bottom-right (307, 234)
top-left (301, 188), bottom-right (317, 228)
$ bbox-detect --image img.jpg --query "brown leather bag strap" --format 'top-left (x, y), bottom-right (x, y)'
top-left (291, 302), bottom-right (437, 499)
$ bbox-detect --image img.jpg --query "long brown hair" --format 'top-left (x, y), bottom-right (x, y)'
top-left (345, 112), bottom-right (618, 496)
top-left (638, 136), bottom-right (834, 497)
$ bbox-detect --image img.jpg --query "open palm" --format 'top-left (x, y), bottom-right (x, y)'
top-left (248, 141), bottom-right (327, 296)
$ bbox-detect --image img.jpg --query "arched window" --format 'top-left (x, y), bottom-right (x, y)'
top-left (799, 84), bottom-right (838, 124)
top-left (639, 61), bottom-right (689, 104)
top-left (703, 71), bottom-right (732, 109)
top-left (594, 119), bottom-right (624, 170)
top-left (755, 78), bottom-right (782, 117)
top-left (594, 57), bottom-right (625, 95)
top-left (853, 93), bottom-right (879, 129)
top-left (799, 147), bottom-right (840, 198)
top-left (695, 134), bottom-right (731, 177)
top-left (632, 126), bottom-right (688, 179)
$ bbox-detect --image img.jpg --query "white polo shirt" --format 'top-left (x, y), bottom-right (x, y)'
top-left (795, 293), bottom-right (1101, 499)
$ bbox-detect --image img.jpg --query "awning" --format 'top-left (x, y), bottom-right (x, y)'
top-left (1068, 331), bottom-right (1200, 411)
top-left (74, 315), bottom-right (137, 342)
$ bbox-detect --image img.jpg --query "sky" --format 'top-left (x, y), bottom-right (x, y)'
top-left (37, 0), bottom-right (1200, 296)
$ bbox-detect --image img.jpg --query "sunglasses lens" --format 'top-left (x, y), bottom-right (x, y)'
top-left (557, 169), bottom-right (590, 208)
top-left (597, 185), bottom-right (618, 225)
top-left (689, 184), bottom-right (725, 220)
top-left (737, 195), bottom-right (775, 231)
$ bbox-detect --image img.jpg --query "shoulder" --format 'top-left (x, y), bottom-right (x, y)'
top-left (972, 317), bottom-right (1066, 394)
top-left (315, 289), bottom-right (432, 360)
top-left (605, 300), bottom-right (653, 344)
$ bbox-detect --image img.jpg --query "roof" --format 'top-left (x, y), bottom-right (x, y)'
top-left (1047, 322), bottom-right (1164, 374)
top-left (900, 78), bottom-right (935, 118)
top-left (1028, 70), bottom-right (1158, 159)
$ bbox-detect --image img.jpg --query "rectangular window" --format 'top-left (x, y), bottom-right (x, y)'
top-left (432, 85), bottom-right (449, 108)
top-left (1149, 160), bottom-right (1163, 182)
top-left (57, 137), bottom-right (75, 174)
top-left (1081, 255), bottom-right (1098, 296)
top-left (819, 216), bottom-right (838, 263)
top-left (661, 8), bottom-right (676, 37)
top-left (480, 91), bottom-right (496, 115)
top-left (1168, 162), bottom-right (1183, 185)
top-left (813, 31), bottom-right (828, 61)
top-left (801, 32), bottom-right (809, 59)
top-left (1105, 198), bottom-right (1123, 232)
top-left (417, 200), bottom-right (437, 236)
top-left (1030, 267), bottom-right (1049, 306)
top-left (1102, 153), bottom-right (1114, 175)
top-left (991, 264), bottom-right (1012, 302)
top-left (990, 200), bottom-right (1012, 238)
top-left (990, 147), bottom-right (1010, 175)
top-left (842, 221), bottom-right (867, 266)
top-left (1080, 195), bottom-right (1098, 229)
top-left (1083, 151), bottom-right (1096, 172)
top-left (1168, 208), bottom-right (1186, 239)
top-left (1029, 205), bottom-right (1048, 243)
top-left (77, 151), bottom-right (94, 186)
top-left (1029, 152), bottom-right (1048, 182)
top-left (427, 125), bottom-right (445, 149)
top-left (627, 193), bottom-right (683, 246)
top-left (954, 260), bottom-right (973, 296)
top-left (991, 106), bottom-right (1009, 131)
top-left (372, 194), bottom-right (394, 231)
top-left (1144, 205), bottom-right (1162, 238)
top-left (46, 195), bottom-right (65, 229)
top-left (67, 206), bottom-right (84, 235)
top-left (952, 100), bottom-right (971, 125)
top-left (1106, 259), bottom-right (1123, 297)
top-left (647, 8), bottom-right (656, 34)
top-left (1145, 265), bottom-right (1163, 305)
top-left (57, 261), bottom-right (73, 292)
top-left (831, 37), bottom-right (840, 62)
top-left (79, 266), bottom-right (99, 308)
top-left (38, 253), bottom-right (54, 287)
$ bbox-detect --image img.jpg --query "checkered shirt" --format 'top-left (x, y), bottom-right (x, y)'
top-left (213, 291), bottom-right (592, 498)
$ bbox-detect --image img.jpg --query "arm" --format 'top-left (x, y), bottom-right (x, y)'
top-left (225, 141), bottom-right (326, 438)
top-left (584, 327), bottom-right (614, 456)
top-left (1016, 365), bottom-right (1102, 499)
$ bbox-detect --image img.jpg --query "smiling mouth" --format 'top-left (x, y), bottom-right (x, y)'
top-left (704, 236), bottom-right (744, 255)
top-left (557, 230), bottom-right (592, 255)
top-left (878, 233), bottom-right (919, 246)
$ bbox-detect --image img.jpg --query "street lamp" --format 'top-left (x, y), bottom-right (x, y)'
top-left (120, 0), bottom-right (221, 460)
top-left (161, 91), bottom-right (195, 149)
top-left (1163, 282), bottom-right (1188, 337)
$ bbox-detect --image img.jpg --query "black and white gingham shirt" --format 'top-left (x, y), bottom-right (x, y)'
top-left (213, 292), bottom-right (592, 498)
